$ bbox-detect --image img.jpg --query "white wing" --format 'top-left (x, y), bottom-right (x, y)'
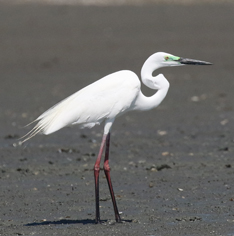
top-left (23, 70), bottom-right (140, 141)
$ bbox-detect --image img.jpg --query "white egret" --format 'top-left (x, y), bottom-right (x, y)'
top-left (22, 52), bottom-right (211, 223)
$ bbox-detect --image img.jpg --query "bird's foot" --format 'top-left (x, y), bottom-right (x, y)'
top-left (95, 217), bottom-right (102, 224)
top-left (115, 216), bottom-right (122, 223)
top-left (95, 220), bottom-right (102, 224)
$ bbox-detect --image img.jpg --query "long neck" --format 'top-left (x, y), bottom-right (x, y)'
top-left (133, 57), bottom-right (170, 111)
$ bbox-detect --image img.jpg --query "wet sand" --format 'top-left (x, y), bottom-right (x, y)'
top-left (1, 2), bottom-right (234, 235)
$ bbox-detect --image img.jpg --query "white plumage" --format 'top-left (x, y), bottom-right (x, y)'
top-left (24, 70), bottom-right (140, 140)
top-left (22, 52), bottom-right (211, 223)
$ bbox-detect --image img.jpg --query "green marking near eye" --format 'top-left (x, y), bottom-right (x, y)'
top-left (164, 56), bottom-right (180, 61)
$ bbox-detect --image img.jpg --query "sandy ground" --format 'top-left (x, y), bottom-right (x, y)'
top-left (4, 0), bottom-right (234, 6)
top-left (1, 2), bottom-right (234, 236)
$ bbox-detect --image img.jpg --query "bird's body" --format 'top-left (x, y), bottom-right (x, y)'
top-left (34, 70), bottom-right (140, 135)
top-left (24, 53), bottom-right (172, 140)
top-left (23, 52), bottom-right (211, 223)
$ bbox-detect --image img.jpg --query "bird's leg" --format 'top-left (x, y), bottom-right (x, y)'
top-left (103, 132), bottom-right (122, 223)
top-left (94, 134), bottom-right (107, 224)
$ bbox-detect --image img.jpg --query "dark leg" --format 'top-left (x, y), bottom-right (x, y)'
top-left (103, 133), bottom-right (122, 223)
top-left (94, 134), bottom-right (107, 224)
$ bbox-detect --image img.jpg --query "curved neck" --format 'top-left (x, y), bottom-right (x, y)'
top-left (133, 57), bottom-right (170, 111)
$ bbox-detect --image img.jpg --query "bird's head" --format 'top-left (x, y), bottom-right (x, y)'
top-left (153, 52), bottom-right (212, 67)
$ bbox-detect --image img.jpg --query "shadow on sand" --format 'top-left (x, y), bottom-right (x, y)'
top-left (25, 219), bottom-right (132, 226)
top-left (25, 219), bottom-right (96, 226)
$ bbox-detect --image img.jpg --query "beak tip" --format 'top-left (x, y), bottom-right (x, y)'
top-left (200, 62), bottom-right (212, 66)
top-left (201, 61), bottom-right (213, 65)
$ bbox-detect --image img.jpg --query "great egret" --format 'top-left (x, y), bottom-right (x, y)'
top-left (22, 52), bottom-right (211, 223)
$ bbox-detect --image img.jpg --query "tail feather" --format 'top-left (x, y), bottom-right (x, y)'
top-left (21, 110), bottom-right (59, 143)
top-left (21, 102), bottom-right (73, 143)
top-left (21, 84), bottom-right (100, 143)
top-left (20, 119), bottom-right (49, 143)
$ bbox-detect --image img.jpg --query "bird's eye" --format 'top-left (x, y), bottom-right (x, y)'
top-left (165, 56), bottom-right (169, 61)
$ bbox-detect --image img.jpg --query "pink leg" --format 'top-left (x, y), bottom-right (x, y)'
top-left (94, 134), bottom-right (107, 224)
top-left (103, 133), bottom-right (121, 222)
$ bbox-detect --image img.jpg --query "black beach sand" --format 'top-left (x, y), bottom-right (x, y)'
top-left (1, 2), bottom-right (234, 235)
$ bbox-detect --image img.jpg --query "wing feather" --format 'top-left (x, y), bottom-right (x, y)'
top-left (22, 70), bottom-right (140, 142)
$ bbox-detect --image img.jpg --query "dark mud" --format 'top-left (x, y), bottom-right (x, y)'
top-left (1, 2), bottom-right (234, 236)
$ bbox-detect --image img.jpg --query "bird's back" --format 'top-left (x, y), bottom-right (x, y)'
top-left (24, 70), bottom-right (140, 140)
